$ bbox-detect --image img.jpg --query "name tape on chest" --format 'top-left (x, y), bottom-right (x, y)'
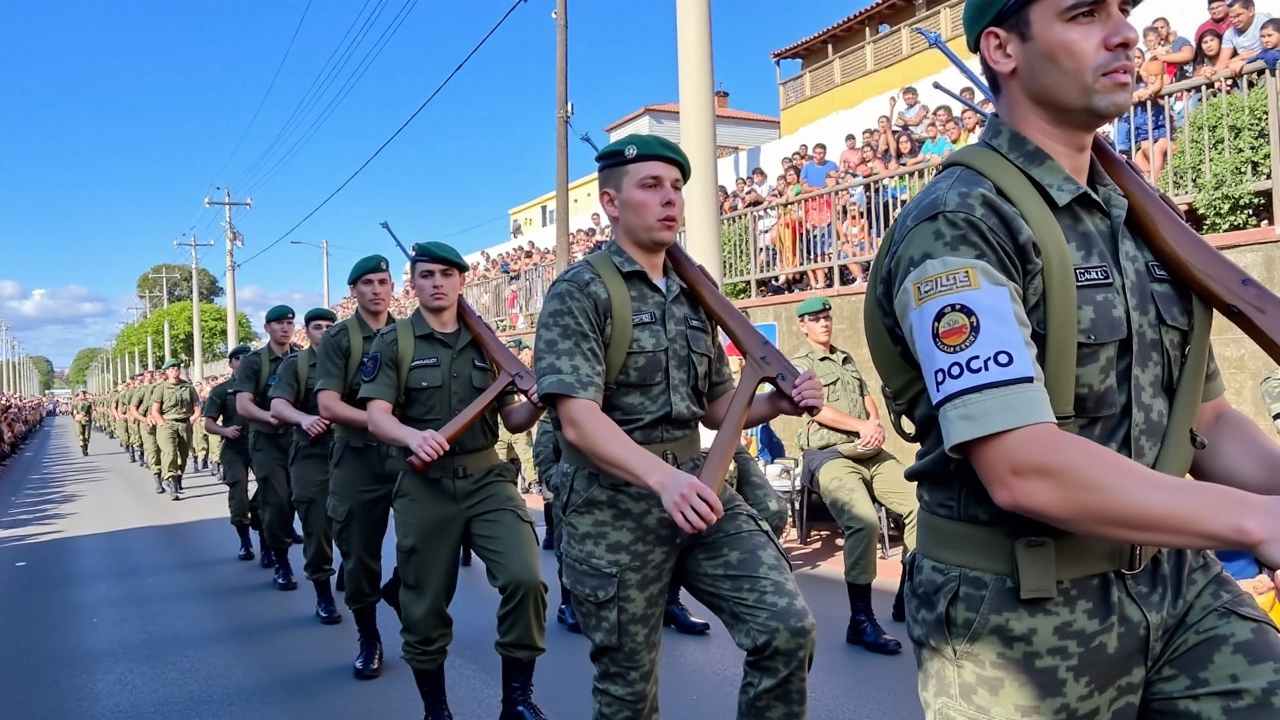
top-left (1147, 261), bottom-right (1170, 283)
top-left (1074, 264), bottom-right (1113, 287)
top-left (472, 358), bottom-right (491, 370)
top-left (911, 267), bottom-right (980, 307)
top-left (907, 276), bottom-right (1036, 408)
top-left (632, 311), bottom-right (657, 326)
top-left (685, 314), bottom-right (708, 332)
top-left (409, 357), bottom-right (439, 369)
top-left (360, 352), bottom-right (382, 383)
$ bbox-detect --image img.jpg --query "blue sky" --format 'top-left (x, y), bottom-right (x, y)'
top-left (0, 0), bottom-right (858, 366)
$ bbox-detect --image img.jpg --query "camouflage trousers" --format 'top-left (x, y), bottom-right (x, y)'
top-left (907, 548), bottom-right (1280, 720)
top-left (558, 457), bottom-right (816, 720)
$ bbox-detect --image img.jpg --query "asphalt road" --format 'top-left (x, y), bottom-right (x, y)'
top-left (0, 417), bottom-right (923, 720)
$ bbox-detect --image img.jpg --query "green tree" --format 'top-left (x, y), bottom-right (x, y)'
top-left (135, 263), bottom-right (224, 306)
top-left (29, 355), bottom-right (55, 393)
top-left (111, 302), bottom-right (257, 370)
top-left (67, 347), bottom-right (106, 389)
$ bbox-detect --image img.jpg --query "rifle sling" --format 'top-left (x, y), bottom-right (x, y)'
top-left (585, 252), bottom-right (631, 389)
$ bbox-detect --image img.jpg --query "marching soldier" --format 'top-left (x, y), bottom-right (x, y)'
top-left (115, 380), bottom-right (134, 461)
top-left (203, 346), bottom-right (265, 563)
top-left (190, 381), bottom-right (211, 474)
top-left (533, 134), bottom-right (823, 719)
top-left (270, 307), bottom-right (341, 625)
top-left (132, 370), bottom-right (163, 488)
top-left (151, 360), bottom-right (200, 501)
top-left (498, 338), bottom-right (536, 492)
top-left (233, 305), bottom-right (302, 592)
top-left (790, 296), bottom-right (917, 655)
top-left (72, 388), bottom-right (92, 456)
top-left (360, 241), bottom-right (550, 720)
top-left (315, 255), bottom-right (399, 680)
top-left (868, 1), bottom-right (1280, 718)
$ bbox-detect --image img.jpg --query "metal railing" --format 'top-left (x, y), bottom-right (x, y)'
top-left (778, 0), bottom-right (965, 110)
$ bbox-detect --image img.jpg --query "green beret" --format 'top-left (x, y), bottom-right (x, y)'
top-left (228, 344), bottom-right (252, 360)
top-left (595, 133), bottom-right (691, 182)
top-left (264, 305), bottom-right (295, 324)
top-left (796, 297), bottom-right (832, 318)
top-left (347, 254), bottom-right (391, 285)
top-left (963, 0), bottom-right (1031, 53)
top-left (161, 360), bottom-right (181, 371)
top-left (410, 241), bottom-right (468, 272)
top-left (304, 307), bottom-right (338, 325)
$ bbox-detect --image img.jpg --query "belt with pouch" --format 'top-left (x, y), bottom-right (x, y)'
top-left (407, 447), bottom-right (502, 480)
top-left (916, 509), bottom-right (1159, 601)
top-left (557, 431), bottom-right (702, 473)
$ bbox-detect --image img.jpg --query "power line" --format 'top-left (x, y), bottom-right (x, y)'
top-left (237, 0), bottom-right (528, 269)
top-left (208, 0), bottom-right (314, 186)
top-left (424, 214), bottom-right (508, 240)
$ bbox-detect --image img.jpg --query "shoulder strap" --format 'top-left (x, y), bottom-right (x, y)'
top-left (298, 348), bottom-right (310, 394)
top-left (342, 316), bottom-right (363, 389)
top-left (864, 144), bottom-right (1079, 442)
top-left (584, 252), bottom-right (631, 388)
top-left (1154, 295), bottom-right (1212, 476)
top-left (256, 345), bottom-right (272, 396)
top-left (394, 318), bottom-right (415, 409)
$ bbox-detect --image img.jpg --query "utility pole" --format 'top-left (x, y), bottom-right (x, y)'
top-left (150, 268), bottom-right (181, 361)
top-left (205, 188), bottom-right (252, 350)
top-left (675, 0), bottom-right (723, 283)
top-left (141, 290), bottom-right (163, 369)
top-left (0, 320), bottom-right (8, 394)
top-left (177, 234), bottom-right (215, 381)
top-left (554, 0), bottom-right (570, 273)
top-left (290, 239), bottom-right (331, 308)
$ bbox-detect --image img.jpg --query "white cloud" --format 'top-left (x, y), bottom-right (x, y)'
top-left (0, 281), bottom-right (117, 366)
top-left (237, 286), bottom-right (325, 328)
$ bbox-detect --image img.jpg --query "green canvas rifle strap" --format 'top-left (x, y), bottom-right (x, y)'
top-left (585, 252), bottom-right (632, 389)
top-left (394, 318), bottom-right (415, 411)
top-left (256, 345), bottom-right (272, 397)
top-left (296, 348), bottom-right (309, 394)
top-left (342, 315), bottom-right (363, 391)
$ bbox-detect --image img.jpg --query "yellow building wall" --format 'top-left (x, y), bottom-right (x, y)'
top-left (779, 36), bottom-right (975, 136)
top-left (509, 173), bottom-right (601, 236)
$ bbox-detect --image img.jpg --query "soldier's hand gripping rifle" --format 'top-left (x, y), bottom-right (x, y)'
top-left (664, 243), bottom-right (815, 495)
top-left (381, 221), bottom-right (540, 473)
top-left (917, 27), bottom-right (1280, 364)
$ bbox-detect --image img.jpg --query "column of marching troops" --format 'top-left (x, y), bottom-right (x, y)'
top-left (57, 2), bottom-right (1280, 711)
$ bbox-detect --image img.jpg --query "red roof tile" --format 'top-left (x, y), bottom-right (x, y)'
top-left (604, 103), bottom-right (779, 132)
top-left (770, 0), bottom-right (910, 61)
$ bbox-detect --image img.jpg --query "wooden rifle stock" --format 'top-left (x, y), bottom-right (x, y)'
top-left (406, 299), bottom-right (537, 473)
top-left (664, 244), bottom-right (811, 495)
top-left (1091, 136), bottom-right (1280, 363)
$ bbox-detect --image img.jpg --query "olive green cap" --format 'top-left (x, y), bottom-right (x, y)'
top-left (964, 0), bottom-right (1031, 53)
top-left (264, 305), bottom-right (295, 324)
top-left (161, 360), bottom-right (181, 370)
top-left (409, 241), bottom-right (468, 272)
top-left (595, 133), bottom-right (691, 181)
top-left (347, 254), bottom-right (391, 285)
top-left (228, 344), bottom-right (252, 360)
top-left (796, 297), bottom-right (832, 318)
top-left (304, 307), bottom-right (338, 325)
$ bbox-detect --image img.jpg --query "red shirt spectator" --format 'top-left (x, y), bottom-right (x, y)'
top-left (1199, 0), bottom-right (1233, 42)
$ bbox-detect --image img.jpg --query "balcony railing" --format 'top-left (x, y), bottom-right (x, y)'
top-left (778, 0), bottom-right (965, 110)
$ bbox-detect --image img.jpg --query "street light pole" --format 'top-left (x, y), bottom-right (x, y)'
top-left (291, 240), bottom-right (332, 308)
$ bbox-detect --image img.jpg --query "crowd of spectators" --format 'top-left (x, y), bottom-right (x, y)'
top-left (0, 394), bottom-right (47, 465)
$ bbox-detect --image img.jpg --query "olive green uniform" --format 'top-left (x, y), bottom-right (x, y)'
top-left (270, 348), bottom-right (336, 582)
top-left (72, 398), bottom-right (93, 452)
top-left (116, 390), bottom-right (133, 454)
top-left (135, 383), bottom-right (162, 470)
top-left (872, 115), bottom-right (1280, 719)
top-left (231, 346), bottom-right (296, 557)
top-left (791, 345), bottom-right (918, 584)
top-left (154, 380), bottom-right (199, 492)
top-left (202, 379), bottom-right (258, 529)
top-left (191, 398), bottom-right (210, 468)
top-left (315, 314), bottom-right (397, 614)
top-left (358, 310), bottom-right (547, 672)
top-left (534, 239), bottom-right (816, 720)
top-left (496, 424), bottom-right (534, 488)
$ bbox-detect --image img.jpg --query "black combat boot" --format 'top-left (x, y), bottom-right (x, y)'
top-left (274, 549), bottom-right (298, 591)
top-left (663, 579), bottom-right (710, 635)
top-left (236, 525), bottom-right (256, 561)
top-left (352, 605), bottom-right (384, 680)
top-left (499, 657), bottom-right (549, 720)
top-left (291, 525), bottom-right (304, 545)
top-left (153, 474), bottom-right (165, 494)
top-left (314, 578), bottom-right (343, 625)
top-left (845, 582), bottom-right (902, 655)
top-left (541, 506), bottom-right (555, 551)
top-left (555, 570), bottom-right (581, 634)
top-left (174, 476), bottom-right (184, 494)
top-left (190, 458), bottom-right (200, 475)
top-left (201, 459), bottom-right (209, 471)
top-left (258, 532), bottom-right (275, 569)
top-left (414, 666), bottom-right (453, 720)
top-left (336, 561), bottom-right (345, 592)
top-left (127, 447), bottom-right (136, 463)
top-left (892, 564), bottom-right (907, 623)
top-left (381, 566), bottom-right (403, 620)
top-left (165, 478), bottom-right (180, 501)
top-left (460, 532), bottom-right (473, 567)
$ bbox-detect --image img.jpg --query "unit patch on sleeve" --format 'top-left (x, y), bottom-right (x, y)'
top-left (911, 267), bottom-right (980, 307)
top-left (360, 352), bottom-right (382, 383)
top-left (907, 280), bottom-right (1036, 408)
